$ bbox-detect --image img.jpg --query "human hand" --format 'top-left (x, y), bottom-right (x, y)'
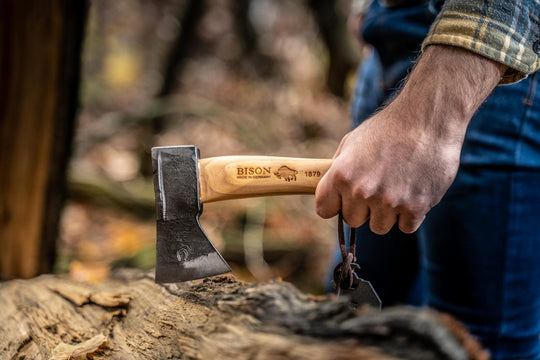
top-left (315, 105), bottom-right (462, 234)
top-left (315, 45), bottom-right (504, 234)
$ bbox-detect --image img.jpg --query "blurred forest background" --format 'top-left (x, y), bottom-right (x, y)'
top-left (59, 0), bottom-right (362, 293)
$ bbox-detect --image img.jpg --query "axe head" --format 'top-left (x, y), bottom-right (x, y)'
top-left (152, 145), bottom-right (231, 283)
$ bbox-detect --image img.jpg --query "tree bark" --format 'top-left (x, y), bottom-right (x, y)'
top-left (0, 0), bottom-right (87, 278)
top-left (0, 270), bottom-right (488, 360)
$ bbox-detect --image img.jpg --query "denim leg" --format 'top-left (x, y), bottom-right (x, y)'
top-left (417, 73), bottom-right (540, 359)
top-left (419, 167), bottom-right (540, 359)
top-left (353, 224), bottom-right (425, 307)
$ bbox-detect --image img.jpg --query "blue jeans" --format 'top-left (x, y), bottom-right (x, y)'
top-left (348, 48), bottom-right (540, 359)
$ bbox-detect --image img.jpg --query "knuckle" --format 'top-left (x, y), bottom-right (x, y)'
top-left (399, 205), bottom-right (420, 218)
top-left (379, 192), bottom-right (400, 209)
top-left (364, 188), bottom-right (400, 210)
top-left (332, 168), bottom-right (351, 188)
top-left (351, 180), bottom-right (376, 200)
top-left (398, 196), bottom-right (430, 217)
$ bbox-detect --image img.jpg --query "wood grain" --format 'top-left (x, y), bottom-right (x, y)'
top-left (0, 270), bottom-right (488, 360)
top-left (199, 156), bottom-right (333, 203)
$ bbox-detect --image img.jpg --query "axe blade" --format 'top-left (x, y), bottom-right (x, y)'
top-left (152, 145), bottom-right (231, 283)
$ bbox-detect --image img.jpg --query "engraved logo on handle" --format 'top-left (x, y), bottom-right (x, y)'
top-left (274, 166), bottom-right (298, 182)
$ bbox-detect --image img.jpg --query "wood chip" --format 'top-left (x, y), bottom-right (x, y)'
top-left (48, 284), bottom-right (90, 306)
top-left (49, 334), bottom-right (107, 360)
top-left (89, 291), bottom-right (131, 307)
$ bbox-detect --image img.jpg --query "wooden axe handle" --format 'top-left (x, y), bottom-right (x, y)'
top-left (199, 156), bottom-right (333, 203)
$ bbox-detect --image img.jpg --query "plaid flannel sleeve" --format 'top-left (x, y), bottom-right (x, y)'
top-left (422, 0), bottom-right (540, 84)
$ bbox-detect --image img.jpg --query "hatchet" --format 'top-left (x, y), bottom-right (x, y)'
top-left (152, 145), bottom-right (333, 283)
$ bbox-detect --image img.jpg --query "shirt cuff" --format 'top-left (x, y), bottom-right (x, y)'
top-left (422, 6), bottom-right (540, 84)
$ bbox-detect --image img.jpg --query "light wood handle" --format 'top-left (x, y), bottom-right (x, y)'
top-left (198, 156), bottom-right (333, 203)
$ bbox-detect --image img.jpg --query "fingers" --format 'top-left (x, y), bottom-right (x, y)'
top-left (315, 129), bottom-right (434, 234)
top-left (317, 172), bottom-right (428, 234)
top-left (315, 173), bottom-right (341, 219)
top-left (317, 171), bottom-right (398, 232)
top-left (341, 197), bottom-right (369, 228)
top-left (398, 211), bottom-right (426, 234)
top-left (368, 206), bottom-right (398, 235)
top-left (317, 166), bottom-right (402, 233)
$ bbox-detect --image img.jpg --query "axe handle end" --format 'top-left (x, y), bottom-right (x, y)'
top-left (199, 156), bottom-right (333, 203)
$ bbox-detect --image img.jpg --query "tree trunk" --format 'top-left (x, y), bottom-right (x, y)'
top-left (0, 0), bottom-right (87, 278)
top-left (0, 270), bottom-right (488, 360)
top-left (308, 0), bottom-right (359, 98)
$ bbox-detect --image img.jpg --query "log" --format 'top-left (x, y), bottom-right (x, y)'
top-left (0, 270), bottom-right (488, 360)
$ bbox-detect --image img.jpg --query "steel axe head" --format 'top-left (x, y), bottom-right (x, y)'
top-left (151, 145), bottom-right (231, 283)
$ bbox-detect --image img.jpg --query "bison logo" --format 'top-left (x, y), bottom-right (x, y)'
top-left (274, 165), bottom-right (298, 182)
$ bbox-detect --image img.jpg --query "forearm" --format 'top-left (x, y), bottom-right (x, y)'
top-left (390, 44), bottom-right (505, 144)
